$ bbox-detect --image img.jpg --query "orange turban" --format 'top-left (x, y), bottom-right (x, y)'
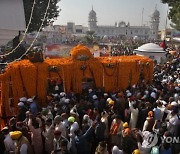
top-left (148, 111), bottom-right (154, 117)
top-left (124, 128), bottom-right (131, 135)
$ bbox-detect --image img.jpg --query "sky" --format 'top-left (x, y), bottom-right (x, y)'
top-left (54, 0), bottom-right (170, 30)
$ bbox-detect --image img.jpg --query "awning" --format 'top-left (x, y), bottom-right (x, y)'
top-left (172, 37), bottom-right (180, 42)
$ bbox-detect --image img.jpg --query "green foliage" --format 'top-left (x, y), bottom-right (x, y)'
top-left (84, 31), bottom-right (96, 45)
top-left (23, 0), bottom-right (61, 32)
top-left (161, 0), bottom-right (180, 30)
top-left (161, 0), bottom-right (179, 5)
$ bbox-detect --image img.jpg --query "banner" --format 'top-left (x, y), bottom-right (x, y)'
top-left (45, 44), bottom-right (72, 58)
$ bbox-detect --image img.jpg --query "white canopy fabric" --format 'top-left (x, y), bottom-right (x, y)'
top-left (135, 43), bottom-right (165, 53)
top-left (0, 0), bottom-right (26, 46)
top-left (134, 43), bottom-right (166, 63)
top-left (172, 37), bottom-right (180, 42)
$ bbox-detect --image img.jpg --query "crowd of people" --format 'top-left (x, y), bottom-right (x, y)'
top-left (0, 46), bottom-right (180, 154)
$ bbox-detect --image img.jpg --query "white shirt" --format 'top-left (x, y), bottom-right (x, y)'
top-left (143, 118), bottom-right (149, 131)
top-left (138, 142), bottom-right (151, 154)
top-left (62, 119), bottom-right (69, 129)
top-left (70, 122), bottom-right (79, 138)
top-left (42, 124), bottom-right (54, 146)
top-left (93, 51), bottom-right (100, 57)
top-left (138, 131), bottom-right (154, 154)
top-left (129, 101), bottom-right (139, 121)
top-left (55, 122), bottom-right (67, 138)
top-left (4, 134), bottom-right (15, 152)
top-left (20, 144), bottom-right (28, 154)
top-left (129, 101), bottom-right (139, 128)
top-left (53, 136), bottom-right (71, 153)
top-left (169, 114), bottom-right (179, 126)
top-left (112, 146), bottom-right (123, 154)
top-left (153, 108), bottom-right (162, 120)
top-left (157, 106), bottom-right (166, 119)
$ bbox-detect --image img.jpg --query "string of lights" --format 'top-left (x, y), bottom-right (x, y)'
top-left (17, 0), bottom-right (51, 61)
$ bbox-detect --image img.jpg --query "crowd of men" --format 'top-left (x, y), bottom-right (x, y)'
top-left (0, 47), bottom-right (179, 154)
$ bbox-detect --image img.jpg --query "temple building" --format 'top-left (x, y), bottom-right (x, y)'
top-left (88, 7), bottom-right (160, 40)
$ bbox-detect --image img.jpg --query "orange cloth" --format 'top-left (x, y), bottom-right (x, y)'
top-left (110, 121), bottom-right (121, 135)
top-left (148, 111), bottom-right (154, 117)
top-left (0, 45), bottom-right (154, 119)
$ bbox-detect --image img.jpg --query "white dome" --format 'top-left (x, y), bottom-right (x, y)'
top-left (151, 9), bottom-right (160, 17)
top-left (89, 9), bottom-right (96, 17)
top-left (135, 43), bottom-right (165, 53)
top-left (118, 21), bottom-right (126, 27)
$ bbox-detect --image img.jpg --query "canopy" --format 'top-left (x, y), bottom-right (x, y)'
top-left (172, 37), bottom-right (180, 43)
top-left (0, 45), bottom-right (154, 129)
top-left (134, 43), bottom-right (166, 63)
top-left (0, 0), bottom-right (26, 46)
top-left (134, 43), bottom-right (165, 53)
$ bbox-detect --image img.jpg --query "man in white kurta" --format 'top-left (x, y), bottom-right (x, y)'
top-left (54, 115), bottom-right (67, 138)
top-left (28, 116), bottom-right (43, 154)
top-left (129, 100), bottom-right (139, 128)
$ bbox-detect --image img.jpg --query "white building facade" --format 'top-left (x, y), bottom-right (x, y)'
top-left (67, 22), bottom-right (88, 35)
top-left (88, 8), bottom-right (160, 40)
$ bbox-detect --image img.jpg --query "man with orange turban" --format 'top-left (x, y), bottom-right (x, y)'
top-left (110, 114), bottom-right (124, 148)
top-left (121, 127), bottom-right (137, 154)
top-left (143, 111), bottom-right (155, 132)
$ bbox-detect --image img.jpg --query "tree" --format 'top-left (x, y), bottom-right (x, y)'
top-left (8, 0), bottom-right (60, 60)
top-left (23, 0), bottom-right (61, 32)
top-left (161, 0), bottom-right (180, 30)
top-left (85, 31), bottom-right (96, 45)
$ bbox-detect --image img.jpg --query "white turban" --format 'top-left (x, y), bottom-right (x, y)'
top-left (89, 89), bottom-right (93, 93)
top-left (107, 98), bottom-right (112, 102)
top-left (18, 102), bottom-right (24, 107)
top-left (27, 98), bottom-right (33, 103)
top-left (65, 99), bottom-right (70, 104)
top-left (92, 95), bottom-right (98, 100)
top-left (150, 92), bottom-right (156, 99)
top-left (127, 93), bottom-right (132, 97)
top-left (171, 101), bottom-right (178, 106)
top-left (20, 97), bottom-right (27, 102)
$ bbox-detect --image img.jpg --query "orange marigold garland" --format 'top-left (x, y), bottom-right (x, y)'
top-left (0, 45), bottom-right (154, 118)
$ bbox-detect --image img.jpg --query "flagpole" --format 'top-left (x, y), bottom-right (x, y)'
top-left (165, 6), bottom-right (169, 40)
top-left (141, 8), bottom-right (144, 26)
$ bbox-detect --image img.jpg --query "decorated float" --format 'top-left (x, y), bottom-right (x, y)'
top-left (0, 44), bottom-right (154, 128)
